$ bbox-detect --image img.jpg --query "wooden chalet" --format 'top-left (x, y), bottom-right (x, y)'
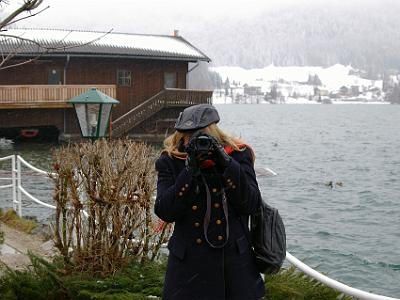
top-left (0, 28), bottom-right (213, 141)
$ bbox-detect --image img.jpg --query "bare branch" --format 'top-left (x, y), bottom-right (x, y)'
top-left (5, 5), bottom-right (50, 27)
top-left (0, 0), bottom-right (113, 70)
top-left (0, 52), bottom-right (47, 70)
top-left (0, 0), bottom-right (44, 29)
top-left (0, 33), bottom-right (49, 50)
top-left (0, 28), bottom-right (113, 51)
top-left (0, 1), bottom-right (11, 6)
top-left (0, 28), bottom-right (113, 70)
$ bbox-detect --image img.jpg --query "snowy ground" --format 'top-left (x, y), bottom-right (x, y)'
top-left (211, 63), bottom-right (391, 104)
top-left (212, 64), bottom-right (383, 92)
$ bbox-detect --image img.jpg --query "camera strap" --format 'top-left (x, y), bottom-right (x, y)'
top-left (201, 174), bottom-right (229, 248)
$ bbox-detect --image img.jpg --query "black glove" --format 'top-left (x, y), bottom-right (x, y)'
top-left (185, 149), bottom-right (200, 176)
top-left (185, 132), bottom-right (208, 176)
top-left (208, 136), bottom-right (231, 172)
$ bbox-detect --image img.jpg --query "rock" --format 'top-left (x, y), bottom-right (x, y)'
top-left (24, 215), bottom-right (39, 222)
top-left (0, 253), bottom-right (30, 269)
top-left (40, 239), bottom-right (55, 254)
top-left (31, 223), bottom-right (53, 241)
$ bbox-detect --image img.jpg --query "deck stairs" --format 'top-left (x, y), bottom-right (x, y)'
top-left (111, 88), bottom-right (213, 137)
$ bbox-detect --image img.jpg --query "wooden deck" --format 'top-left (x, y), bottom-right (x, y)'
top-left (0, 85), bottom-right (117, 109)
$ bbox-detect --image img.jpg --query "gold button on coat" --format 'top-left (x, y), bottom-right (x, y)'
top-left (192, 205), bottom-right (198, 211)
top-left (196, 238), bottom-right (202, 244)
top-left (185, 184), bottom-right (189, 188)
top-left (217, 235), bottom-right (223, 241)
top-left (212, 188), bottom-right (218, 193)
top-left (194, 222), bottom-right (200, 227)
top-left (178, 192), bottom-right (183, 196)
top-left (213, 203), bottom-right (220, 208)
top-left (216, 220), bottom-right (222, 225)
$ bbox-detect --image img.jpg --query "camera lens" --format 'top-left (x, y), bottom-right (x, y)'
top-left (195, 135), bottom-right (212, 152)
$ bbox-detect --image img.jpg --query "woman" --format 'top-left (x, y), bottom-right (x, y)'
top-left (154, 104), bottom-right (266, 300)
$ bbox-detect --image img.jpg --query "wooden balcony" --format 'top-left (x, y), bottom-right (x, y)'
top-left (0, 85), bottom-right (117, 109)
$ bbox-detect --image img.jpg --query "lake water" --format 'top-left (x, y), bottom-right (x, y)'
top-left (0, 104), bottom-right (399, 297)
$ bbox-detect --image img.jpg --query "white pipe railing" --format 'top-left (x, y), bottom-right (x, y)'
top-left (11, 155), bottom-right (17, 212)
top-left (0, 155), bottom-right (17, 211)
top-left (15, 155), bottom-right (57, 214)
top-left (285, 252), bottom-right (399, 300)
top-left (0, 154), bottom-right (399, 300)
top-left (0, 154), bottom-right (55, 217)
top-left (19, 185), bottom-right (56, 210)
top-left (0, 155), bottom-right (14, 162)
top-left (16, 157), bottom-right (22, 216)
top-left (17, 155), bottom-right (57, 177)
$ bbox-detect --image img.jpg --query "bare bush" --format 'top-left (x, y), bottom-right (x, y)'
top-left (50, 139), bottom-right (171, 277)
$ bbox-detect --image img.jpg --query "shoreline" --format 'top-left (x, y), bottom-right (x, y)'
top-left (212, 100), bottom-right (393, 105)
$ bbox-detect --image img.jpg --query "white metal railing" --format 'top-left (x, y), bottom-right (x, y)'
top-left (285, 253), bottom-right (399, 300)
top-left (0, 155), bottom-right (17, 212)
top-left (0, 154), bottom-right (55, 217)
top-left (0, 155), bottom-right (399, 300)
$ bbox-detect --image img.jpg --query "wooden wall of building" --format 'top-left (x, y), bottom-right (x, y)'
top-left (0, 57), bottom-right (188, 119)
top-left (0, 108), bottom-right (79, 133)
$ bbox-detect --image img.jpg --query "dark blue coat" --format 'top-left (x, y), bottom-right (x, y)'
top-left (154, 147), bottom-right (266, 300)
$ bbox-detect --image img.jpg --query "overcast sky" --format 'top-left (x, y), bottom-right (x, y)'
top-left (6, 0), bottom-right (290, 34)
top-left (3, 0), bottom-right (382, 35)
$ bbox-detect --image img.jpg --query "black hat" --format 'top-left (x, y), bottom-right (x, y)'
top-left (174, 104), bottom-right (220, 132)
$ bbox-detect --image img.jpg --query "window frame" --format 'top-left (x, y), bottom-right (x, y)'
top-left (117, 69), bottom-right (132, 87)
top-left (164, 72), bottom-right (177, 88)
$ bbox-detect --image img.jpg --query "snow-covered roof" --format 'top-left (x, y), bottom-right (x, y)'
top-left (0, 28), bottom-right (210, 62)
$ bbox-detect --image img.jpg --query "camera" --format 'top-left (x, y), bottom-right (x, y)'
top-left (185, 132), bottom-right (231, 174)
top-left (194, 134), bottom-right (214, 153)
top-left (186, 133), bottom-right (215, 155)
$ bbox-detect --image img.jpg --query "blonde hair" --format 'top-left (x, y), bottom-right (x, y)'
top-left (162, 123), bottom-right (242, 157)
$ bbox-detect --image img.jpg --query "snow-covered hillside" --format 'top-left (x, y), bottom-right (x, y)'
top-left (212, 64), bottom-right (382, 92)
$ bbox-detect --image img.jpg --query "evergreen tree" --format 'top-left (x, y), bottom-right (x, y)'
top-left (270, 83), bottom-right (278, 100)
top-left (224, 77), bottom-right (230, 96)
top-left (387, 84), bottom-right (400, 104)
top-left (307, 74), bottom-right (322, 86)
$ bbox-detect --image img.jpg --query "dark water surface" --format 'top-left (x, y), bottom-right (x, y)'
top-left (217, 104), bottom-right (400, 298)
top-left (0, 143), bottom-right (57, 220)
top-left (0, 104), bottom-right (399, 297)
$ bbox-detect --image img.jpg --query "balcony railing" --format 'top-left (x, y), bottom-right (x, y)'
top-left (0, 85), bottom-right (117, 109)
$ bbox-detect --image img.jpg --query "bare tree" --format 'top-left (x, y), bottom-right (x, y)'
top-left (0, 0), bottom-right (112, 70)
top-left (0, 0), bottom-right (48, 29)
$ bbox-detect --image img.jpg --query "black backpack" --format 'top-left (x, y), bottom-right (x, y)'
top-left (242, 200), bottom-right (287, 274)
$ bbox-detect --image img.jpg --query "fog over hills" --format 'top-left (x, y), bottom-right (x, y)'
top-left (184, 0), bottom-right (400, 76)
top-left (7, 0), bottom-right (400, 76)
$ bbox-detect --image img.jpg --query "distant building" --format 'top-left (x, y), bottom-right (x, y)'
top-left (339, 86), bottom-right (350, 96)
top-left (243, 84), bottom-right (262, 96)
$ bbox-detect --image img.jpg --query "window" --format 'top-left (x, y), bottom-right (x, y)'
top-left (48, 69), bottom-right (61, 85)
top-left (117, 69), bottom-right (131, 86)
top-left (164, 72), bottom-right (177, 88)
